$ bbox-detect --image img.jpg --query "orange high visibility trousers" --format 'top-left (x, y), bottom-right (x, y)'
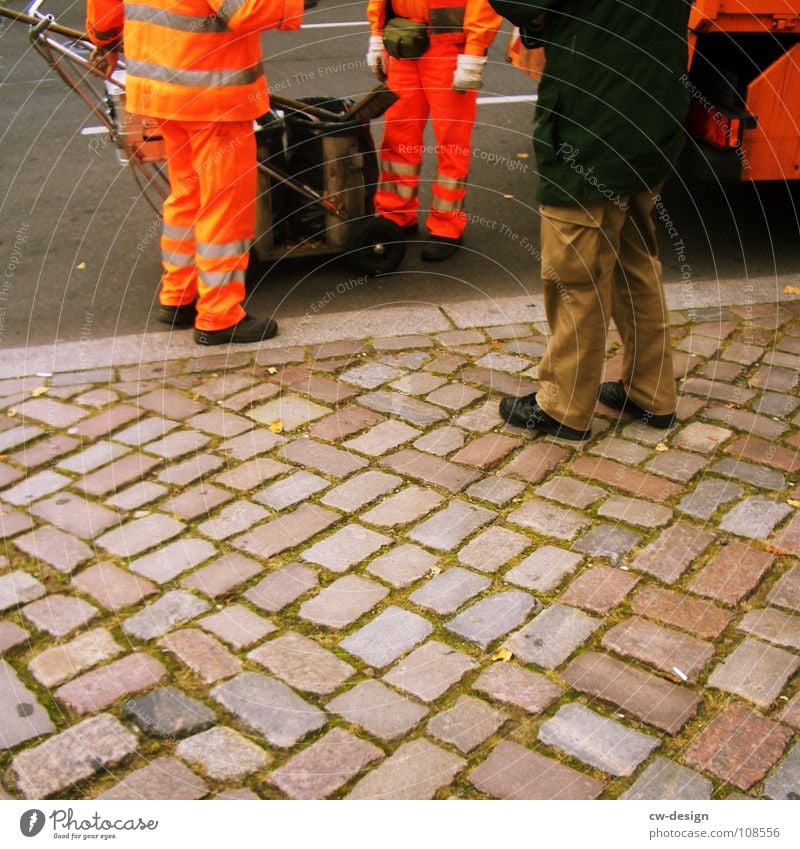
top-left (375, 42), bottom-right (477, 239)
top-left (158, 119), bottom-right (255, 331)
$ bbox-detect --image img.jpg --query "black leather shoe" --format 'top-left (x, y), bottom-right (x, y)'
top-left (421, 235), bottom-right (462, 262)
top-left (158, 302), bottom-right (195, 328)
top-left (499, 392), bottom-right (592, 441)
top-left (598, 380), bottom-right (676, 428)
top-left (194, 315), bottom-right (278, 346)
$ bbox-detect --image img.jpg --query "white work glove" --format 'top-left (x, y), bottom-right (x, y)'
top-left (367, 35), bottom-right (389, 82)
top-left (452, 54), bottom-right (487, 91)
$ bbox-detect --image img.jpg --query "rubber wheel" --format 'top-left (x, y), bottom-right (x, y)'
top-left (347, 218), bottom-right (407, 276)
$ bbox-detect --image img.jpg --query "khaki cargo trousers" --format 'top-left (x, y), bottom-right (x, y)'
top-left (535, 189), bottom-right (677, 431)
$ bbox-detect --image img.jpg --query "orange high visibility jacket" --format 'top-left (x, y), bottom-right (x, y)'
top-left (367, 0), bottom-right (502, 56)
top-left (86, 0), bottom-right (303, 122)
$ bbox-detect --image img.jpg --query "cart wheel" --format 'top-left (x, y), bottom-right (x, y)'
top-left (347, 218), bottom-right (407, 276)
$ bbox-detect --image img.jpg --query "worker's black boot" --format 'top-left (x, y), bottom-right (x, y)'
top-left (194, 315), bottom-right (278, 346)
top-left (157, 302), bottom-right (195, 328)
top-left (421, 235), bottom-right (461, 262)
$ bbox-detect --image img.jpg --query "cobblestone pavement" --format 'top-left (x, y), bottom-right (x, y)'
top-left (1, 301), bottom-right (799, 801)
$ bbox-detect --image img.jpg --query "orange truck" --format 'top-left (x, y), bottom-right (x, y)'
top-left (508, 1), bottom-right (800, 183)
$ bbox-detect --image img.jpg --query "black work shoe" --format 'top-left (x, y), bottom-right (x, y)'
top-left (194, 315), bottom-right (278, 346)
top-left (499, 392), bottom-right (592, 441)
top-left (158, 302), bottom-right (195, 328)
top-left (598, 380), bottom-right (676, 429)
top-left (420, 235), bottom-right (462, 262)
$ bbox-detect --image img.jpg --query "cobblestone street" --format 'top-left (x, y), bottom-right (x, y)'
top-left (1, 297), bottom-right (799, 800)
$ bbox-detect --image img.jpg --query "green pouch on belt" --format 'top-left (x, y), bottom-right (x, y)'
top-left (383, 17), bottom-right (430, 59)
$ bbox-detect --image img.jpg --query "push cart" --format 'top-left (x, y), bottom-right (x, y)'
top-left (1, 1), bottom-right (407, 276)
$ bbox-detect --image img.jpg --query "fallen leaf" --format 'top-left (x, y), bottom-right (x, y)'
top-left (30, 386), bottom-right (48, 397)
top-left (269, 419), bottom-right (284, 434)
top-left (76, 261), bottom-right (86, 270)
top-left (788, 499), bottom-right (800, 509)
top-left (7, 408), bottom-right (17, 417)
top-left (491, 647), bottom-right (514, 662)
top-left (266, 367), bottom-right (278, 375)
top-left (655, 442), bottom-right (669, 452)
top-left (765, 543), bottom-right (792, 556)
top-left (516, 152), bottom-right (530, 159)
top-left (783, 285), bottom-right (800, 295)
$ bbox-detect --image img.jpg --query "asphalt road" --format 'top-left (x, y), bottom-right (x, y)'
top-left (2, 0), bottom-right (800, 347)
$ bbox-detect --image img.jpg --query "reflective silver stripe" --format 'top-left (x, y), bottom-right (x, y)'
top-left (124, 4), bottom-right (229, 33)
top-left (196, 239), bottom-right (250, 259)
top-left (434, 175), bottom-right (466, 193)
top-left (162, 223), bottom-right (195, 241)
top-left (217, 0), bottom-right (249, 24)
top-left (382, 160), bottom-right (419, 177)
top-left (432, 195), bottom-right (464, 213)
top-left (162, 250), bottom-right (195, 267)
top-left (429, 8), bottom-right (465, 33)
top-left (379, 181), bottom-right (417, 200)
top-left (199, 268), bottom-right (247, 287)
top-left (126, 59), bottom-right (262, 88)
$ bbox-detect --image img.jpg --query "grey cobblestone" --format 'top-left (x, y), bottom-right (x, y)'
top-left (211, 672), bottom-right (326, 748)
top-left (0, 570), bottom-right (45, 612)
top-left (383, 640), bottom-right (477, 702)
top-left (327, 679), bottom-right (428, 741)
top-left (268, 728), bottom-right (383, 799)
top-left (427, 695), bottom-right (507, 753)
top-left (366, 544), bottom-right (440, 587)
top-left (130, 538), bottom-right (217, 584)
top-left (122, 590), bottom-right (209, 641)
top-left (409, 500), bottom-right (495, 551)
top-left (347, 737), bottom-right (464, 800)
top-left (123, 686), bottom-right (215, 738)
top-left (28, 628), bottom-right (122, 687)
top-left (302, 524), bottom-right (391, 573)
top-left (248, 631), bottom-right (354, 694)
top-left (457, 526), bottom-right (529, 572)
top-left (340, 606), bottom-right (433, 667)
top-left (538, 703), bottom-right (659, 776)
top-left (176, 727), bottom-right (268, 781)
top-left (12, 714), bottom-right (138, 799)
top-left (409, 567), bottom-right (490, 614)
top-left (505, 604), bottom-right (601, 668)
top-left (299, 575), bottom-right (388, 628)
top-left (0, 658), bottom-right (55, 749)
top-left (199, 604), bottom-right (276, 649)
top-left (321, 470), bottom-right (402, 512)
top-left (505, 546), bottom-right (583, 592)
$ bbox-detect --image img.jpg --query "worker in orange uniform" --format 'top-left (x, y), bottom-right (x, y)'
top-left (86, 0), bottom-right (303, 345)
top-left (366, 0), bottom-right (502, 261)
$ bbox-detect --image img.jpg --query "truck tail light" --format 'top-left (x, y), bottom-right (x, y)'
top-left (688, 99), bottom-right (745, 149)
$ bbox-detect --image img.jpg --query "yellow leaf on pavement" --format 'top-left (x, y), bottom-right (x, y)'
top-left (31, 386), bottom-right (48, 397)
top-left (7, 408), bottom-right (17, 417)
top-left (76, 261), bottom-right (86, 270)
top-left (788, 499), bottom-right (800, 509)
top-left (491, 647), bottom-right (514, 662)
top-left (655, 442), bottom-right (669, 452)
top-left (269, 419), bottom-right (284, 434)
top-left (783, 285), bottom-right (800, 295)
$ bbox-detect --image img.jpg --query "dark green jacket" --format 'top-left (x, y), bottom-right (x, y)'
top-left (490, 1), bottom-right (692, 205)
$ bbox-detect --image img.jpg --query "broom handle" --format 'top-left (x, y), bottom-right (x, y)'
top-left (0, 5), bottom-right (87, 39)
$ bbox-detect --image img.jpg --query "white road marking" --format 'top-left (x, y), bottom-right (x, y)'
top-left (80, 126), bottom-right (108, 135)
top-left (477, 94), bottom-right (538, 105)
